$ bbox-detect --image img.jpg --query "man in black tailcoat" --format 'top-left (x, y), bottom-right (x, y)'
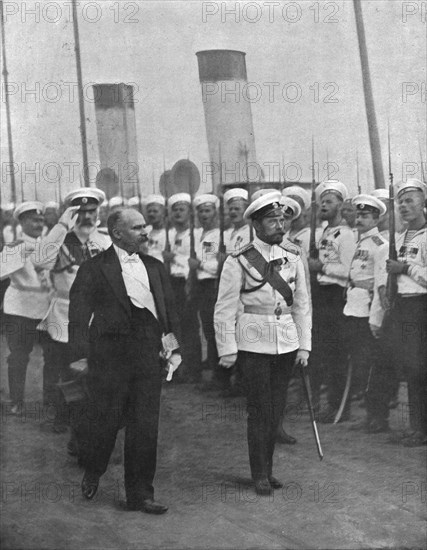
top-left (69, 207), bottom-right (181, 514)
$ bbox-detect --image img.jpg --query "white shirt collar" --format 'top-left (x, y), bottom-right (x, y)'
top-left (113, 244), bottom-right (140, 264)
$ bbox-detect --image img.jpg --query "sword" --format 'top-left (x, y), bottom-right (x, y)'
top-left (298, 361), bottom-right (324, 460)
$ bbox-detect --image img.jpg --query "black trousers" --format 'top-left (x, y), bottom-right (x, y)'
top-left (239, 350), bottom-right (297, 481)
top-left (170, 277), bottom-right (202, 379)
top-left (389, 295), bottom-right (427, 434)
top-left (309, 284), bottom-right (349, 410)
top-left (78, 306), bottom-right (163, 504)
top-left (192, 279), bottom-right (226, 382)
top-left (2, 314), bottom-right (50, 405)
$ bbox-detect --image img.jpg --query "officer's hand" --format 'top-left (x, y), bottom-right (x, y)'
top-left (166, 353), bottom-right (182, 381)
top-left (219, 353), bottom-right (237, 369)
top-left (295, 349), bottom-right (309, 367)
top-left (59, 206), bottom-right (80, 231)
top-left (188, 257), bottom-right (201, 271)
top-left (308, 259), bottom-right (324, 273)
top-left (69, 358), bottom-right (88, 374)
top-left (378, 285), bottom-right (390, 311)
top-left (386, 259), bottom-right (405, 274)
top-left (369, 324), bottom-right (382, 339)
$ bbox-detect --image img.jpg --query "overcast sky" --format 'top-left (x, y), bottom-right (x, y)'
top-left (1, 0), bottom-right (425, 202)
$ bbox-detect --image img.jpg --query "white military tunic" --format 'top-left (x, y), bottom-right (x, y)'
top-left (317, 223), bottom-right (356, 287)
top-left (343, 227), bottom-right (388, 327)
top-left (169, 227), bottom-right (191, 279)
top-left (215, 236), bottom-right (311, 357)
top-left (37, 227), bottom-right (111, 342)
top-left (224, 224), bottom-right (251, 255)
top-left (146, 227), bottom-right (166, 263)
top-left (194, 227), bottom-right (220, 280)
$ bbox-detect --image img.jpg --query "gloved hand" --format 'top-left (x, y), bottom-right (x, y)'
top-left (369, 323), bottom-right (382, 339)
top-left (166, 353), bottom-right (182, 381)
top-left (59, 206), bottom-right (80, 231)
top-left (69, 358), bottom-right (88, 374)
top-left (219, 353), bottom-right (237, 369)
top-left (295, 349), bottom-right (309, 367)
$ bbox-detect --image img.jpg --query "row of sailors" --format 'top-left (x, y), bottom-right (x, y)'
top-left (1, 179), bottom-right (426, 446)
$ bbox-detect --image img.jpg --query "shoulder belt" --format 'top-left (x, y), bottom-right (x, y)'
top-left (232, 242), bottom-right (254, 258)
top-left (371, 235), bottom-right (385, 246)
top-left (241, 246), bottom-right (293, 306)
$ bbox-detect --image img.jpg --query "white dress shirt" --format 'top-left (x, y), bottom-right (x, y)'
top-left (113, 245), bottom-right (157, 318)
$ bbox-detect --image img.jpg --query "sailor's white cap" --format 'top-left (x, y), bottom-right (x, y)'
top-left (370, 189), bottom-right (389, 200)
top-left (223, 188), bottom-right (248, 204)
top-left (64, 188), bottom-right (105, 209)
top-left (108, 196), bottom-right (127, 208)
top-left (144, 194), bottom-right (166, 207)
top-left (244, 191), bottom-right (282, 220)
top-left (316, 180), bottom-right (348, 201)
top-left (2, 202), bottom-right (15, 212)
top-left (127, 196), bottom-right (141, 207)
top-left (193, 193), bottom-right (219, 209)
top-left (45, 201), bottom-right (60, 209)
top-left (168, 193), bottom-right (191, 207)
top-left (13, 201), bottom-right (45, 220)
top-left (281, 196), bottom-right (302, 219)
top-left (352, 194), bottom-right (387, 216)
top-left (282, 185), bottom-right (310, 210)
top-left (396, 178), bottom-right (427, 198)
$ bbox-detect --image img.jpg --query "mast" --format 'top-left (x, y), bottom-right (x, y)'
top-left (72, 0), bottom-right (90, 186)
top-left (353, 0), bottom-right (385, 189)
top-left (1, 0), bottom-right (18, 202)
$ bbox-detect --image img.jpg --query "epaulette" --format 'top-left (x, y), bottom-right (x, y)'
top-left (333, 229), bottom-right (341, 238)
top-left (232, 242), bottom-right (254, 258)
top-left (371, 235), bottom-right (385, 246)
top-left (279, 242), bottom-right (301, 256)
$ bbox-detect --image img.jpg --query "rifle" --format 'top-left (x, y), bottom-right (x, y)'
top-left (217, 143), bottom-right (226, 279)
top-left (185, 168), bottom-right (198, 299)
top-left (241, 142), bottom-right (254, 241)
top-left (356, 150), bottom-right (361, 194)
top-left (386, 123), bottom-right (398, 310)
top-left (162, 157), bottom-right (171, 275)
top-left (298, 361), bottom-right (324, 460)
top-left (309, 137), bottom-right (320, 293)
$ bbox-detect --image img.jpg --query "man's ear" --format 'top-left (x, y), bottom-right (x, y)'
top-left (112, 226), bottom-right (121, 241)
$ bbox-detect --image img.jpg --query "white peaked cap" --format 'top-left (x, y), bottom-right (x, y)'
top-left (282, 186), bottom-right (310, 210)
top-left (396, 178), bottom-right (427, 198)
top-left (145, 194), bottom-right (166, 206)
top-left (64, 188), bottom-right (106, 207)
top-left (371, 189), bottom-right (389, 200)
top-left (244, 191), bottom-right (282, 220)
top-left (316, 180), bottom-right (348, 201)
top-left (13, 201), bottom-right (45, 220)
top-left (223, 188), bottom-right (249, 204)
top-left (280, 196), bottom-right (302, 219)
top-left (193, 193), bottom-right (219, 209)
top-left (352, 194), bottom-right (387, 216)
top-left (251, 188), bottom-right (277, 202)
top-left (168, 193), bottom-right (191, 207)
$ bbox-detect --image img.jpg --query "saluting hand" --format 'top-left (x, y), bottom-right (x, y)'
top-left (59, 206), bottom-right (80, 231)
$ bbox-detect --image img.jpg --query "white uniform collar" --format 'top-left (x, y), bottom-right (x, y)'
top-left (358, 227), bottom-right (380, 242)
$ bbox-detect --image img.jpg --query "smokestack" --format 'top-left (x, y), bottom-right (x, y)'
top-left (93, 83), bottom-right (139, 198)
top-left (196, 50), bottom-right (258, 191)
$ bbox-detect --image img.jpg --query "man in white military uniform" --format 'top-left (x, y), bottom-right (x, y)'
top-left (381, 179), bottom-right (427, 446)
top-left (215, 191), bottom-right (311, 495)
top-left (37, 188), bottom-right (111, 434)
top-left (223, 188), bottom-right (251, 255)
top-left (282, 185), bottom-right (311, 257)
top-left (164, 193), bottom-right (202, 381)
top-left (143, 194), bottom-right (167, 263)
top-left (308, 180), bottom-right (357, 422)
top-left (1, 201), bottom-right (78, 413)
top-left (343, 195), bottom-right (389, 429)
top-left (189, 194), bottom-right (224, 388)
